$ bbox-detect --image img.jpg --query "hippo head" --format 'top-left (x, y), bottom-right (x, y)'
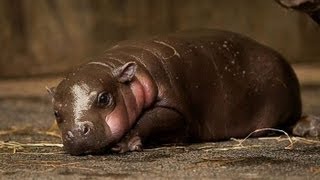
top-left (49, 61), bottom-right (139, 155)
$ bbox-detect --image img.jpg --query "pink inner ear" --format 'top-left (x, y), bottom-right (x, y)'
top-left (113, 62), bottom-right (137, 83)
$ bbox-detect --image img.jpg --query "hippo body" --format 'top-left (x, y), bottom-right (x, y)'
top-left (52, 29), bottom-right (303, 155)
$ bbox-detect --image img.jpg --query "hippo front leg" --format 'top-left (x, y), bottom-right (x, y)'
top-left (111, 107), bottom-right (186, 153)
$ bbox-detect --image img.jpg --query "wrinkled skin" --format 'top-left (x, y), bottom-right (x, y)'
top-left (275, 0), bottom-right (320, 24)
top-left (50, 29), bottom-right (319, 155)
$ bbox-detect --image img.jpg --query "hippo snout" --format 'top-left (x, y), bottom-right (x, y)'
top-left (66, 121), bottom-right (92, 139)
top-left (62, 121), bottom-right (110, 155)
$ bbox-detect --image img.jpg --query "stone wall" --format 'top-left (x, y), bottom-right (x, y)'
top-left (0, 0), bottom-right (319, 78)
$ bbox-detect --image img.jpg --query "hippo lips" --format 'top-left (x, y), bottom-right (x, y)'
top-left (62, 121), bottom-right (113, 155)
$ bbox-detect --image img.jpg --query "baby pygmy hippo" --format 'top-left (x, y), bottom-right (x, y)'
top-left (49, 29), bottom-right (319, 155)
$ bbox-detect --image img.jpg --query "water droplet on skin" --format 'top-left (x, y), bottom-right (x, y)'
top-left (231, 60), bottom-right (235, 64)
top-left (67, 131), bottom-right (74, 138)
top-left (223, 44), bottom-right (227, 48)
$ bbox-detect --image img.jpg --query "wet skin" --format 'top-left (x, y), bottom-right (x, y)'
top-left (50, 29), bottom-right (319, 155)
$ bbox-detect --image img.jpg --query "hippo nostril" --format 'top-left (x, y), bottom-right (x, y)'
top-left (82, 124), bottom-right (90, 136)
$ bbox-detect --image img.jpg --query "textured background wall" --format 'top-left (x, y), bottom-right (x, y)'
top-left (0, 0), bottom-right (319, 78)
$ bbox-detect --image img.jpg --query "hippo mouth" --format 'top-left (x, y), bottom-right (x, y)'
top-left (62, 121), bottom-right (113, 155)
top-left (62, 136), bottom-right (111, 155)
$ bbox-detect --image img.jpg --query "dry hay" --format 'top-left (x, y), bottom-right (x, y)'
top-left (0, 127), bottom-right (319, 154)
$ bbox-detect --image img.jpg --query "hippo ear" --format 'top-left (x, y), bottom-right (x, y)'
top-left (112, 62), bottom-right (137, 83)
top-left (46, 86), bottom-right (56, 98)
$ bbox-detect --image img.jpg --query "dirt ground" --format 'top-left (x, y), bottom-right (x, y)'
top-left (0, 64), bottom-right (320, 179)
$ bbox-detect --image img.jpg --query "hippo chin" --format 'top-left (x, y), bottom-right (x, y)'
top-left (49, 29), bottom-right (319, 155)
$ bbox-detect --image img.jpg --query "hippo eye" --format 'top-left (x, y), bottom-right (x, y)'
top-left (54, 110), bottom-right (59, 118)
top-left (54, 110), bottom-right (63, 123)
top-left (97, 92), bottom-right (113, 107)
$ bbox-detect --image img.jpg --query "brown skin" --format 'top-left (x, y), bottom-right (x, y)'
top-left (51, 29), bottom-right (318, 155)
top-left (275, 0), bottom-right (320, 24)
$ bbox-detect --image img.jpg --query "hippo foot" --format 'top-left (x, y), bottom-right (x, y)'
top-left (292, 115), bottom-right (320, 137)
top-left (111, 135), bottom-right (143, 153)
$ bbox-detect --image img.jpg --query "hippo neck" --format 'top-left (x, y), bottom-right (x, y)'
top-left (126, 70), bottom-right (157, 125)
top-left (136, 70), bottom-right (157, 108)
